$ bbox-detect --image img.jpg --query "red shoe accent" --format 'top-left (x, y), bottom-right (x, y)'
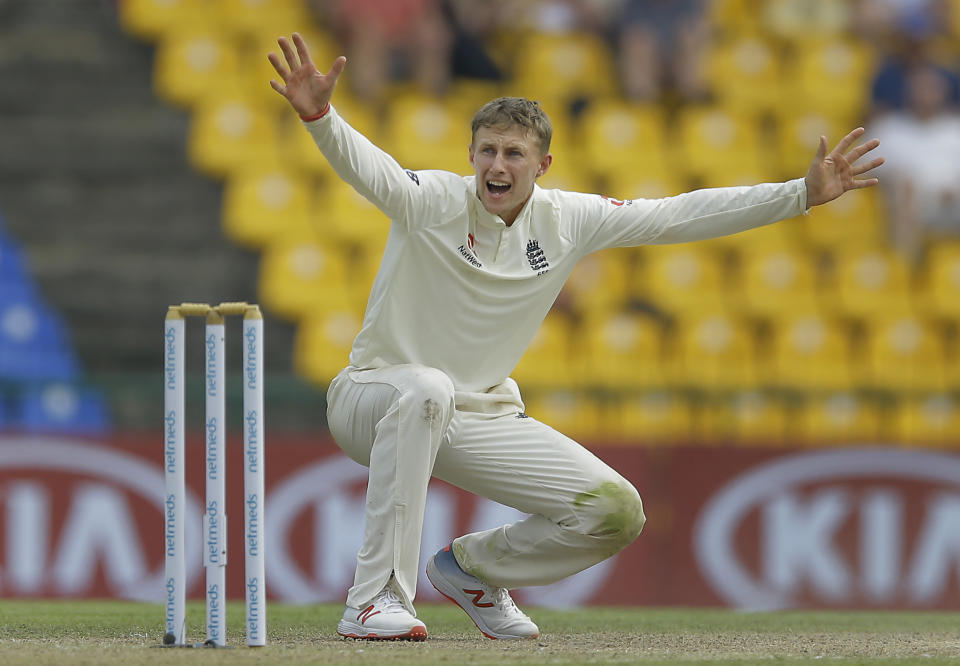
top-left (337, 626), bottom-right (428, 641)
top-left (357, 605), bottom-right (380, 625)
top-left (462, 589), bottom-right (494, 608)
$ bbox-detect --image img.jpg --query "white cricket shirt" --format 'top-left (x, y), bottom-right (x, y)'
top-left (306, 107), bottom-right (808, 407)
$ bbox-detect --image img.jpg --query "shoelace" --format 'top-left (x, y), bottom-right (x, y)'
top-left (374, 585), bottom-right (407, 614)
top-left (492, 587), bottom-right (530, 620)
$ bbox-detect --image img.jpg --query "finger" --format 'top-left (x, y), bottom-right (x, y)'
top-left (278, 36), bottom-right (301, 71)
top-left (831, 127), bottom-right (866, 156)
top-left (847, 137), bottom-right (880, 163)
top-left (267, 52), bottom-right (289, 81)
top-left (269, 79), bottom-right (286, 96)
top-left (851, 177), bottom-right (880, 189)
top-left (292, 32), bottom-right (314, 69)
top-left (327, 55), bottom-right (347, 81)
top-left (851, 156), bottom-right (885, 176)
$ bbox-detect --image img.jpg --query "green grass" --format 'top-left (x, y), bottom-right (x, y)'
top-left (0, 600), bottom-right (958, 665)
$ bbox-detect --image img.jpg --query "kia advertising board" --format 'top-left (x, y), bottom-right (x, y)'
top-left (0, 434), bottom-right (958, 610)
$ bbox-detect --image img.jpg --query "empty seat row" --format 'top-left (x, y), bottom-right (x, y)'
top-left (522, 389), bottom-right (960, 447)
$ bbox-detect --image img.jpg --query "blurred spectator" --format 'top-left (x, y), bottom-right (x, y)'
top-left (615, 0), bottom-right (709, 103)
top-left (312, 0), bottom-right (452, 102)
top-left (869, 64), bottom-right (960, 259)
top-left (444, 0), bottom-right (506, 81)
top-left (309, 0), bottom-right (511, 102)
top-left (854, 0), bottom-right (954, 45)
top-left (498, 0), bottom-right (624, 33)
top-left (854, 0), bottom-right (960, 116)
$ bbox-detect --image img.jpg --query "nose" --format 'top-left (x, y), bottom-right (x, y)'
top-left (490, 151), bottom-right (507, 173)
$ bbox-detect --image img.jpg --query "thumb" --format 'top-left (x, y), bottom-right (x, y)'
top-left (328, 56), bottom-right (347, 82)
top-left (815, 135), bottom-right (827, 162)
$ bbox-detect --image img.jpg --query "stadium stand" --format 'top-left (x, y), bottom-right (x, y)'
top-left (0, 214), bottom-right (109, 435)
top-left (110, 0), bottom-right (960, 447)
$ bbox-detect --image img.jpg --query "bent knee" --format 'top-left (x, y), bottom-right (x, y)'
top-left (403, 365), bottom-right (455, 403)
top-left (576, 480), bottom-right (646, 549)
top-left (400, 365), bottom-right (455, 424)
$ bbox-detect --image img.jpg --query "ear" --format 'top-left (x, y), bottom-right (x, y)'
top-left (468, 143), bottom-right (475, 167)
top-left (536, 153), bottom-right (553, 178)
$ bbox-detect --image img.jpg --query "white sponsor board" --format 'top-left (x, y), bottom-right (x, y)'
top-left (694, 448), bottom-right (960, 610)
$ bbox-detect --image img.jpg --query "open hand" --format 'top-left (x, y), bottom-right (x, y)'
top-left (268, 33), bottom-right (346, 117)
top-left (804, 127), bottom-right (884, 207)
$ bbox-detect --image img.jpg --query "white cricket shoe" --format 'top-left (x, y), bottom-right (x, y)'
top-left (336, 580), bottom-right (427, 641)
top-left (426, 544), bottom-right (539, 640)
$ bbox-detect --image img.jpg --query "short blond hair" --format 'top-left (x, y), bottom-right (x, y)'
top-left (470, 97), bottom-right (553, 155)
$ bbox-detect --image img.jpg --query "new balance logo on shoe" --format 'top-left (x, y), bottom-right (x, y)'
top-left (426, 544), bottom-right (539, 640)
top-left (463, 589), bottom-right (494, 608)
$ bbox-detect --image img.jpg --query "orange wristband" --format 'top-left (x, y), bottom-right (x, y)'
top-left (299, 103), bottom-right (331, 122)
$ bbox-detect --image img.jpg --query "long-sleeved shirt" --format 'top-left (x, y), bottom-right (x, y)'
top-left (306, 106), bottom-right (808, 410)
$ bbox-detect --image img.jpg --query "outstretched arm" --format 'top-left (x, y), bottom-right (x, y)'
top-left (804, 127), bottom-right (884, 207)
top-left (268, 33), bottom-right (346, 118)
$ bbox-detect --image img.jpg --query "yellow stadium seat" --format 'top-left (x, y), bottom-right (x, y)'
top-left (607, 391), bottom-right (694, 445)
top-left (776, 111), bottom-right (847, 179)
top-left (635, 245), bottom-right (726, 315)
top-left (864, 315), bottom-right (948, 392)
top-left (698, 391), bottom-right (790, 446)
top-left (920, 242), bottom-right (960, 319)
top-left (673, 107), bottom-right (769, 187)
top-left (521, 390), bottom-right (605, 442)
top-left (258, 236), bottom-right (358, 320)
top-left (893, 394), bottom-right (960, 448)
top-left (801, 187), bottom-right (885, 249)
top-left (447, 79), bottom-right (507, 117)
top-left (706, 0), bottom-right (763, 36)
top-left (762, 0), bottom-right (851, 42)
top-left (704, 36), bottom-right (784, 116)
top-left (214, 0), bottom-right (312, 41)
top-left (188, 93), bottom-right (281, 178)
top-left (782, 38), bottom-right (874, 125)
top-left (512, 313), bottom-right (575, 388)
top-left (719, 216), bottom-right (803, 252)
top-left (675, 312), bottom-right (759, 390)
top-left (294, 309), bottom-right (362, 385)
top-left (579, 101), bottom-right (669, 182)
top-left (119, 0), bottom-right (214, 42)
top-left (153, 28), bottom-right (240, 108)
top-left (578, 310), bottom-right (668, 389)
top-left (510, 32), bottom-right (617, 106)
top-left (826, 247), bottom-right (913, 319)
top-left (768, 313), bottom-right (855, 391)
top-left (537, 147), bottom-right (595, 193)
top-left (319, 180), bottom-right (390, 246)
top-left (796, 392), bottom-right (880, 445)
top-left (383, 94), bottom-right (473, 174)
top-left (221, 167), bottom-right (315, 248)
top-left (604, 171), bottom-right (686, 201)
top-left (734, 247), bottom-right (820, 318)
top-left (561, 252), bottom-right (632, 315)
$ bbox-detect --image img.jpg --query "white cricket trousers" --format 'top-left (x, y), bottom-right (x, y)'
top-left (326, 364), bottom-right (646, 612)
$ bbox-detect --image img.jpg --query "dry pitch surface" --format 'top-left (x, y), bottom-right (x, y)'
top-left (0, 600), bottom-right (958, 665)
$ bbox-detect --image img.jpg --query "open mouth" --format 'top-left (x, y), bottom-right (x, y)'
top-left (486, 180), bottom-right (511, 197)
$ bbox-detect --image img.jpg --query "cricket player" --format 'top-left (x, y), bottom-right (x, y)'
top-left (268, 33), bottom-right (883, 641)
